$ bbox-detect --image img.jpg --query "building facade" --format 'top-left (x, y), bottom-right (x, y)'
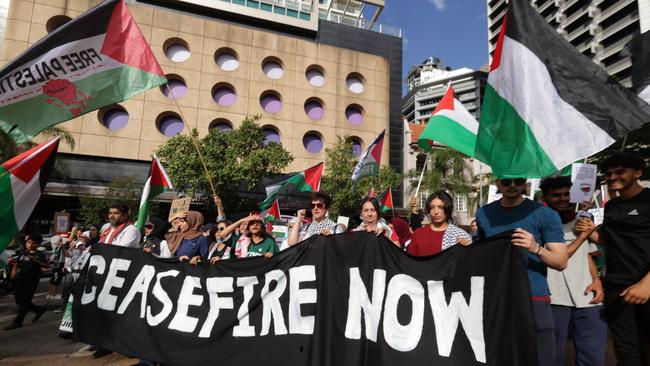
top-left (0, 0), bottom-right (403, 229)
top-left (487, 0), bottom-right (650, 87)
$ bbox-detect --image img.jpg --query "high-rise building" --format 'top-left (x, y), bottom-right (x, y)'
top-left (487, 0), bottom-right (650, 87)
top-left (0, 0), bottom-right (403, 230)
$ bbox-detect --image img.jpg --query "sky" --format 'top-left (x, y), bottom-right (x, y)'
top-left (377, 0), bottom-right (489, 92)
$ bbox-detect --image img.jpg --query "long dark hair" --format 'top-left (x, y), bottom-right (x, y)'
top-left (359, 197), bottom-right (382, 220)
top-left (425, 191), bottom-right (454, 223)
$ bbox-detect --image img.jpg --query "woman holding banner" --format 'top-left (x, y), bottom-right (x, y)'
top-left (352, 197), bottom-right (400, 247)
top-left (168, 211), bottom-right (209, 264)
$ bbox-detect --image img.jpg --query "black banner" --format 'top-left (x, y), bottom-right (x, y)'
top-left (72, 232), bottom-right (537, 365)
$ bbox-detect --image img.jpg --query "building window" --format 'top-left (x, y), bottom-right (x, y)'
top-left (212, 83), bottom-right (237, 107)
top-left (349, 136), bottom-right (363, 157)
top-left (157, 113), bottom-right (184, 137)
top-left (215, 48), bottom-right (239, 71)
top-left (345, 104), bottom-right (364, 126)
top-left (46, 16), bottom-right (71, 33)
top-left (260, 91), bottom-right (282, 113)
top-left (346, 72), bottom-right (365, 94)
top-left (99, 106), bottom-right (128, 131)
top-left (262, 125), bottom-right (281, 145)
top-left (160, 74), bottom-right (187, 99)
top-left (304, 98), bottom-right (324, 120)
top-left (262, 57), bottom-right (284, 79)
top-left (209, 119), bottom-right (233, 132)
top-left (163, 38), bottom-right (191, 62)
top-left (305, 65), bottom-right (325, 87)
top-left (455, 194), bottom-right (467, 213)
top-left (303, 132), bottom-right (323, 153)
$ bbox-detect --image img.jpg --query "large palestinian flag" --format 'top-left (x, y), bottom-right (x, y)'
top-left (476, 0), bottom-right (650, 178)
top-left (260, 163), bottom-right (324, 210)
top-left (351, 130), bottom-right (385, 190)
top-left (418, 85), bottom-right (478, 157)
top-left (0, 0), bottom-right (166, 143)
top-left (136, 156), bottom-right (173, 231)
top-left (0, 138), bottom-right (60, 252)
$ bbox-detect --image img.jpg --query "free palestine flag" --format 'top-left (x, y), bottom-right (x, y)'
top-left (351, 130), bottom-right (385, 190)
top-left (417, 85), bottom-right (479, 157)
top-left (378, 187), bottom-right (394, 212)
top-left (477, 0), bottom-right (650, 178)
top-left (0, 0), bottom-right (167, 143)
top-left (136, 156), bottom-right (173, 231)
top-left (260, 162), bottom-right (324, 210)
top-left (0, 138), bottom-right (60, 253)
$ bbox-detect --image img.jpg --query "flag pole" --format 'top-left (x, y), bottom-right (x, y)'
top-left (414, 153), bottom-right (429, 198)
top-left (168, 85), bottom-right (218, 198)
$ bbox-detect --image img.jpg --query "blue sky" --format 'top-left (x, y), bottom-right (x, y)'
top-left (378, 0), bottom-right (489, 91)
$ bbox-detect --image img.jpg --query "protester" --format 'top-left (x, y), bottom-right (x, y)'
top-left (167, 211), bottom-right (209, 264)
top-left (4, 234), bottom-right (47, 331)
top-left (47, 235), bottom-right (64, 301)
top-left (208, 220), bottom-right (233, 263)
top-left (245, 215), bottom-right (278, 258)
top-left (100, 203), bottom-right (140, 247)
top-left (475, 178), bottom-right (567, 366)
top-left (219, 215), bottom-right (258, 259)
top-left (213, 195), bottom-right (227, 222)
top-left (389, 217), bottom-right (412, 249)
top-left (407, 191), bottom-right (472, 256)
top-left (540, 176), bottom-right (606, 366)
top-left (87, 224), bottom-right (101, 247)
top-left (288, 191), bottom-right (337, 246)
top-left (469, 220), bottom-right (479, 242)
top-left (594, 152), bottom-right (650, 365)
top-left (139, 217), bottom-right (168, 256)
top-left (352, 197), bottom-right (400, 246)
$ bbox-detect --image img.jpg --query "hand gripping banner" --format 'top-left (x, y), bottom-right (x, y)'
top-left (72, 232), bottom-right (538, 365)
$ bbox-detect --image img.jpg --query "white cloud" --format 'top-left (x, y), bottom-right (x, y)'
top-left (429, 0), bottom-right (446, 11)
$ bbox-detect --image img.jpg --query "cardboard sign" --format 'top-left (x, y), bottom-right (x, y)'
top-left (570, 163), bottom-right (597, 203)
top-left (54, 212), bottom-right (70, 233)
top-left (168, 197), bottom-right (192, 220)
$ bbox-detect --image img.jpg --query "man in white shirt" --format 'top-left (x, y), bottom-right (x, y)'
top-left (100, 203), bottom-right (140, 248)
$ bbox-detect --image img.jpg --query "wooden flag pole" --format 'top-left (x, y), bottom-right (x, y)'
top-left (414, 153), bottom-right (429, 198)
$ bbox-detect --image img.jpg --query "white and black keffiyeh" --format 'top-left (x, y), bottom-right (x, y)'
top-left (441, 223), bottom-right (472, 251)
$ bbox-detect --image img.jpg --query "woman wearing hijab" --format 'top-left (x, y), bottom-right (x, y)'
top-left (351, 197), bottom-right (400, 247)
top-left (140, 217), bottom-right (168, 256)
top-left (166, 211), bottom-right (209, 264)
top-left (390, 217), bottom-right (412, 249)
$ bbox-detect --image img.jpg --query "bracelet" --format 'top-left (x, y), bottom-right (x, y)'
top-left (535, 244), bottom-right (542, 256)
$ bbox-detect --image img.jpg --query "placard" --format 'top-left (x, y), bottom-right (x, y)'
top-left (570, 163), bottom-right (597, 203)
top-left (54, 211), bottom-right (70, 233)
top-left (168, 197), bottom-right (192, 220)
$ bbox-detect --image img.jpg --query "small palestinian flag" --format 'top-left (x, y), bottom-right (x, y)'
top-left (351, 130), bottom-right (385, 191)
top-left (378, 188), bottom-right (394, 212)
top-left (0, 137), bottom-right (60, 253)
top-left (418, 84), bottom-right (478, 157)
top-left (136, 156), bottom-right (173, 231)
top-left (265, 198), bottom-right (281, 223)
top-left (260, 162), bottom-right (324, 210)
top-left (0, 0), bottom-right (167, 143)
top-left (476, 0), bottom-right (650, 178)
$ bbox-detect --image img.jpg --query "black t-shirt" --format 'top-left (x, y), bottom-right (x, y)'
top-left (601, 188), bottom-right (650, 286)
top-left (16, 250), bottom-right (46, 280)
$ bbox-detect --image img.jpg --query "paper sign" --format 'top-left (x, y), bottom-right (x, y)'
top-left (168, 197), bottom-right (192, 220)
top-left (570, 163), bottom-right (597, 203)
top-left (487, 185), bottom-right (502, 204)
top-left (588, 208), bottom-right (605, 226)
top-left (337, 215), bottom-right (350, 228)
top-left (54, 212), bottom-right (70, 233)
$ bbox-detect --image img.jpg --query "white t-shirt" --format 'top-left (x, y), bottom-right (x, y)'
top-left (548, 218), bottom-right (600, 308)
top-left (105, 224), bottom-right (141, 248)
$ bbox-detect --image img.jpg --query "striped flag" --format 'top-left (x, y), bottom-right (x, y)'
top-left (476, 0), bottom-right (650, 178)
top-left (378, 187), bottom-right (394, 212)
top-left (0, 0), bottom-right (167, 143)
top-left (351, 130), bottom-right (385, 191)
top-left (417, 84), bottom-right (478, 157)
top-left (136, 156), bottom-right (173, 231)
top-left (260, 162), bottom-right (323, 210)
top-left (0, 138), bottom-right (60, 252)
top-left (265, 198), bottom-right (281, 223)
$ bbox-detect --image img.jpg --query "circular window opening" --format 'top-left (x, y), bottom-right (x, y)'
top-left (345, 104), bottom-right (364, 126)
top-left (157, 113), bottom-right (184, 137)
top-left (46, 15), bottom-right (71, 33)
top-left (209, 119), bottom-right (233, 132)
top-left (262, 126), bottom-right (281, 145)
top-left (163, 38), bottom-right (191, 62)
top-left (260, 91), bottom-right (282, 113)
top-left (160, 75), bottom-right (187, 99)
top-left (215, 48), bottom-right (240, 71)
top-left (303, 132), bottom-right (323, 153)
top-left (349, 137), bottom-right (363, 157)
top-left (346, 73), bottom-right (365, 94)
top-left (212, 83), bottom-right (237, 107)
top-left (99, 106), bottom-right (129, 131)
top-left (304, 98), bottom-right (324, 120)
top-left (262, 57), bottom-right (284, 80)
top-left (305, 65), bottom-right (325, 87)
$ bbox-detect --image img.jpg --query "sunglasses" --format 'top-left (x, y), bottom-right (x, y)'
top-left (217, 227), bottom-right (226, 231)
top-left (144, 224), bottom-right (154, 229)
top-left (547, 192), bottom-right (570, 198)
top-left (310, 203), bottom-right (325, 209)
top-left (249, 220), bottom-right (263, 226)
top-left (499, 178), bottom-right (527, 187)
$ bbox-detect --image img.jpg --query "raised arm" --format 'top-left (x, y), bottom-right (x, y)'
top-left (287, 209), bottom-right (306, 246)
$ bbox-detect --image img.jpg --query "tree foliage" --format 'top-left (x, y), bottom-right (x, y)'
top-left (1, 126), bottom-right (75, 162)
top-left (155, 116), bottom-right (293, 212)
top-left (321, 136), bottom-right (402, 218)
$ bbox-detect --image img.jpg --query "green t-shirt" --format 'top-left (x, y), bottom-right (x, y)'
top-left (246, 236), bottom-right (278, 257)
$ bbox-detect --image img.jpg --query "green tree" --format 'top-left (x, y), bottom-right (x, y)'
top-left (321, 136), bottom-right (402, 218)
top-left (155, 116), bottom-right (293, 212)
top-left (1, 126), bottom-right (75, 162)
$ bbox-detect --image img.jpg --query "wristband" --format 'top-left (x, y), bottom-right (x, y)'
top-left (535, 244), bottom-right (542, 256)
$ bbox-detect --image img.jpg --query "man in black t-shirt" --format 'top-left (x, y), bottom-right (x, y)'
top-left (595, 152), bottom-right (650, 365)
top-left (4, 234), bottom-right (47, 331)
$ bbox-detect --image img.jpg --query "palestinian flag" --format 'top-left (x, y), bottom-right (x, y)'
top-left (351, 130), bottom-right (385, 190)
top-left (476, 0), bottom-right (650, 178)
top-left (136, 156), bottom-right (173, 231)
top-left (0, 138), bottom-right (60, 253)
top-left (260, 162), bottom-right (324, 210)
top-left (265, 199), bottom-right (281, 223)
top-left (0, 0), bottom-right (167, 143)
top-left (378, 188), bottom-right (394, 212)
top-left (628, 30), bottom-right (650, 104)
top-left (418, 84), bottom-right (479, 157)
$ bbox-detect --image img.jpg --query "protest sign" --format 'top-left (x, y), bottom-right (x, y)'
top-left (570, 163), bottom-right (597, 203)
top-left (73, 232), bottom-right (537, 366)
top-left (168, 197), bottom-right (191, 220)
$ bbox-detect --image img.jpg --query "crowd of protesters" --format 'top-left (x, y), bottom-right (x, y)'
top-left (2, 151), bottom-right (649, 366)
